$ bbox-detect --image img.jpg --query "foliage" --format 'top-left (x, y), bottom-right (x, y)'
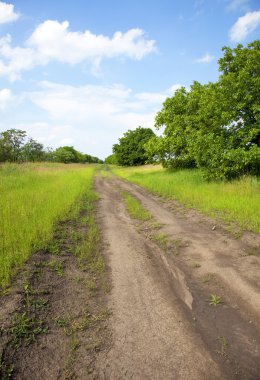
top-left (0, 129), bottom-right (27, 162)
top-left (0, 129), bottom-right (103, 164)
top-left (146, 40), bottom-right (260, 180)
top-left (113, 127), bottom-right (155, 166)
top-left (104, 153), bottom-right (118, 165)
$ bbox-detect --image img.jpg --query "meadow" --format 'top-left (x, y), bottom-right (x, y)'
top-left (112, 165), bottom-right (260, 234)
top-left (0, 163), bottom-right (97, 289)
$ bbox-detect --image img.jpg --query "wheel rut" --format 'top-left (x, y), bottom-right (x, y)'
top-left (95, 175), bottom-right (237, 380)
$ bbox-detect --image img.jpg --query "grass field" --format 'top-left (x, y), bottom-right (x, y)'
top-left (0, 163), bottom-right (97, 289)
top-left (112, 165), bottom-right (260, 234)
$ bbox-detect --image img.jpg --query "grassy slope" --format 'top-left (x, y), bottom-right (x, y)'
top-left (112, 165), bottom-right (260, 234)
top-left (0, 163), bottom-right (97, 288)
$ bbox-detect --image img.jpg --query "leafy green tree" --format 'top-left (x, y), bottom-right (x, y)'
top-left (53, 147), bottom-right (76, 163)
top-left (149, 40), bottom-right (260, 179)
top-left (0, 129), bottom-right (27, 162)
top-left (105, 153), bottom-right (118, 164)
top-left (22, 138), bottom-right (45, 162)
top-left (113, 127), bottom-right (155, 166)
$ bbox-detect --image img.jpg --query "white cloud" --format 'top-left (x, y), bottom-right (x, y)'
top-left (0, 1), bottom-right (19, 24)
top-left (19, 81), bottom-right (182, 158)
top-left (0, 20), bottom-right (156, 80)
top-left (229, 10), bottom-right (260, 41)
top-left (227, 0), bottom-right (250, 12)
top-left (195, 53), bottom-right (215, 63)
top-left (0, 88), bottom-right (12, 109)
top-left (136, 84), bottom-right (183, 104)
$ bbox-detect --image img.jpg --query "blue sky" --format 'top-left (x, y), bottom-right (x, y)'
top-left (0, 0), bottom-right (259, 159)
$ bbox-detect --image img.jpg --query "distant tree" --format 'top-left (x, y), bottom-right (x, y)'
top-left (105, 154), bottom-right (118, 164)
top-left (53, 147), bottom-right (76, 163)
top-left (113, 127), bottom-right (155, 166)
top-left (22, 138), bottom-right (45, 162)
top-left (0, 129), bottom-right (27, 162)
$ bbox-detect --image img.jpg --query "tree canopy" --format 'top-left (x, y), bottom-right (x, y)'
top-left (146, 40), bottom-right (260, 180)
top-left (0, 129), bottom-right (103, 164)
top-left (113, 127), bottom-right (155, 166)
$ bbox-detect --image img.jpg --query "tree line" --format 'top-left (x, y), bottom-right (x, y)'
top-left (107, 41), bottom-right (260, 180)
top-left (0, 129), bottom-right (103, 164)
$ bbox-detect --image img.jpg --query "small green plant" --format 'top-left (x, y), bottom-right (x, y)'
top-left (121, 191), bottom-right (152, 221)
top-left (151, 232), bottom-right (168, 250)
top-left (55, 317), bottom-right (69, 328)
top-left (48, 261), bottom-right (65, 276)
top-left (191, 262), bottom-right (201, 268)
top-left (47, 240), bottom-right (60, 255)
top-left (0, 355), bottom-right (14, 380)
top-left (209, 294), bottom-right (222, 306)
top-left (217, 335), bottom-right (228, 356)
top-left (201, 273), bottom-right (215, 284)
top-left (10, 312), bottom-right (48, 347)
top-left (86, 279), bottom-right (97, 292)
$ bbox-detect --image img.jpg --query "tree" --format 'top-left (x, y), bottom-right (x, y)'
top-left (113, 127), bottom-right (155, 166)
top-left (22, 138), bottom-right (45, 162)
top-left (105, 153), bottom-right (118, 165)
top-left (148, 40), bottom-right (260, 179)
top-left (53, 146), bottom-right (76, 163)
top-left (0, 129), bottom-right (27, 162)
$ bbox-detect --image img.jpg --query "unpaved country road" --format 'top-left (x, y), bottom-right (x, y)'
top-left (94, 174), bottom-right (260, 380)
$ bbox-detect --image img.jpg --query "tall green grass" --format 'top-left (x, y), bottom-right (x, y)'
top-left (121, 191), bottom-right (152, 221)
top-left (112, 165), bottom-right (260, 234)
top-left (0, 163), bottom-right (97, 288)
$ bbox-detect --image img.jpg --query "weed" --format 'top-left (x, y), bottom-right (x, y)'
top-left (191, 262), bottom-right (201, 268)
top-left (47, 240), bottom-right (60, 255)
top-left (0, 355), bottom-right (14, 380)
top-left (171, 238), bottom-right (183, 255)
top-left (86, 279), bottom-right (98, 292)
top-left (247, 248), bottom-right (260, 256)
top-left (48, 261), bottom-right (65, 276)
top-left (217, 335), bottom-right (228, 356)
top-left (32, 298), bottom-right (49, 311)
top-left (201, 273), bottom-right (215, 284)
top-left (150, 221), bottom-right (164, 229)
top-left (209, 294), bottom-right (222, 306)
top-left (55, 317), bottom-right (69, 328)
top-left (121, 191), bottom-right (152, 221)
top-left (151, 233), bottom-right (168, 249)
top-left (10, 312), bottom-right (48, 347)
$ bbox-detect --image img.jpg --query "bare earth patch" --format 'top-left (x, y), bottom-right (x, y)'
top-left (94, 174), bottom-right (260, 380)
top-left (0, 197), bottom-right (111, 380)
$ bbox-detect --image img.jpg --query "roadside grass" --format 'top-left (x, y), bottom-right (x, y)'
top-left (112, 165), bottom-right (260, 234)
top-left (121, 191), bottom-right (152, 221)
top-left (0, 162), bottom-right (98, 289)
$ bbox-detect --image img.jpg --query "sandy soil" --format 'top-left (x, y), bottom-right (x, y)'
top-left (94, 174), bottom-right (260, 380)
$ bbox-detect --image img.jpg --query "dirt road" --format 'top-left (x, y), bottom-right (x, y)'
top-left (95, 174), bottom-right (260, 380)
top-left (0, 173), bottom-right (259, 379)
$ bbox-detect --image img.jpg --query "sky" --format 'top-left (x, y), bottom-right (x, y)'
top-left (0, 0), bottom-right (259, 159)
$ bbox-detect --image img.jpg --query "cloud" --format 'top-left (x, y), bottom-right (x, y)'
top-left (227, 0), bottom-right (250, 12)
top-left (229, 10), bottom-right (260, 41)
top-left (0, 1), bottom-right (19, 24)
top-left (0, 88), bottom-right (12, 109)
top-left (0, 20), bottom-right (156, 80)
top-left (20, 81), bottom-right (182, 158)
top-left (136, 84), bottom-right (183, 104)
top-left (195, 53), bottom-right (215, 63)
